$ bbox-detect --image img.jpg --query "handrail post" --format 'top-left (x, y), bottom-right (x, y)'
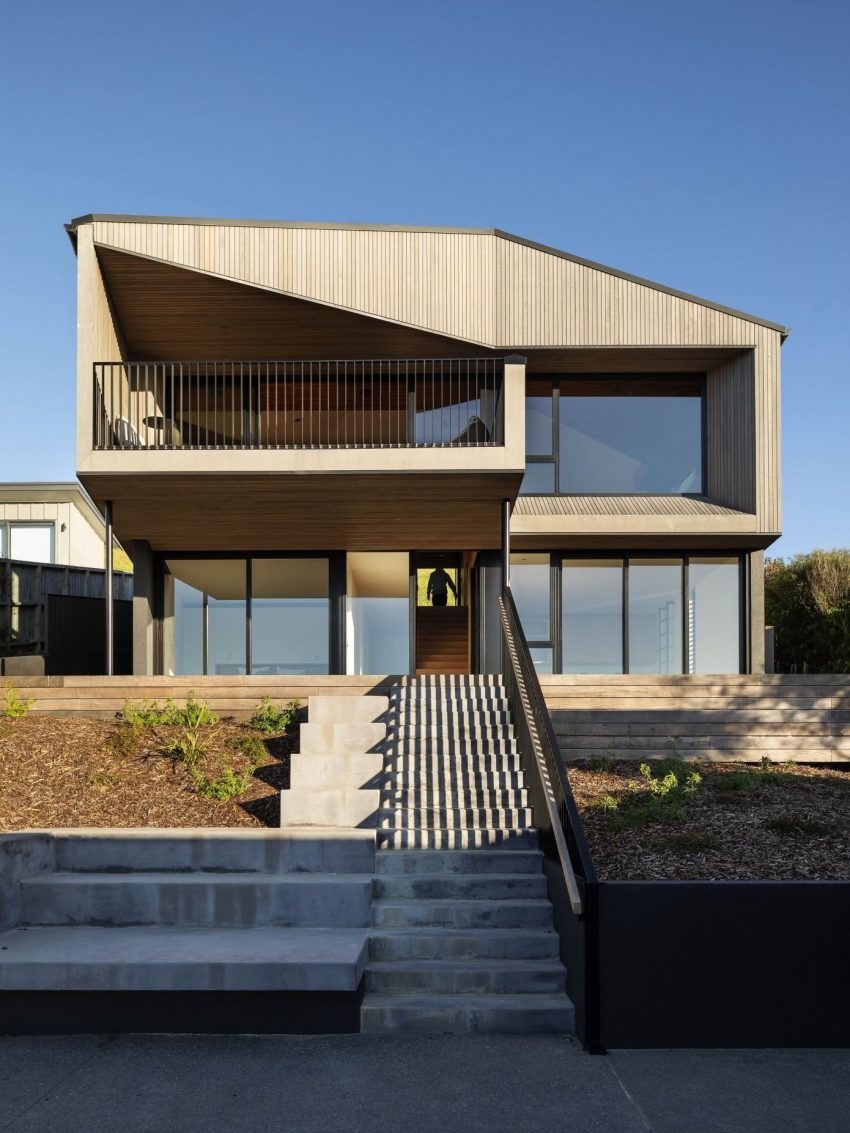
top-left (501, 497), bottom-right (511, 594)
top-left (104, 500), bottom-right (114, 676)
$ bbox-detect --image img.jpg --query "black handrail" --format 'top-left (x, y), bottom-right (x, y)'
top-left (499, 587), bottom-right (601, 1052)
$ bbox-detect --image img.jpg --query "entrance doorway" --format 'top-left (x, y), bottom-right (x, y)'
top-left (413, 553), bottom-right (471, 674)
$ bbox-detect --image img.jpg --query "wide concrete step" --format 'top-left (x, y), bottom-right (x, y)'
top-left (392, 710), bottom-right (512, 728)
top-left (308, 695), bottom-right (389, 724)
top-left (372, 898), bottom-right (553, 929)
top-left (377, 829), bottom-right (539, 850)
top-left (360, 993), bottom-right (574, 1034)
top-left (289, 753), bottom-right (384, 790)
top-left (392, 694), bottom-right (510, 709)
top-left (373, 874), bottom-right (547, 900)
top-left (383, 788), bottom-right (529, 809)
top-left (377, 807), bottom-right (533, 830)
top-left (368, 927), bottom-right (559, 961)
top-left (384, 753), bottom-right (524, 772)
top-left (0, 926), bottom-right (367, 991)
top-left (280, 788), bottom-right (380, 829)
top-left (21, 873), bottom-right (373, 928)
top-left (365, 959), bottom-right (565, 995)
top-left (374, 850), bottom-right (543, 876)
top-left (51, 829), bottom-right (376, 875)
top-left (387, 741), bottom-right (520, 757)
top-left (299, 722), bottom-right (386, 756)
top-left (392, 724), bottom-right (515, 740)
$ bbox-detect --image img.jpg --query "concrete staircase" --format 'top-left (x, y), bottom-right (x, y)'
top-left (361, 675), bottom-right (574, 1034)
top-left (0, 829), bottom-right (373, 1009)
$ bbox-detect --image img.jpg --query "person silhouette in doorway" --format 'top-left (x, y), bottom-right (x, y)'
top-left (427, 565), bottom-right (458, 607)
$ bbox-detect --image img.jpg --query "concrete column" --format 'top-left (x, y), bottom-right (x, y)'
top-left (131, 539), bottom-right (156, 676)
top-left (104, 501), bottom-right (113, 676)
top-left (749, 550), bottom-right (766, 674)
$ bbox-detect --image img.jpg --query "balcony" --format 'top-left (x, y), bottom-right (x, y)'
top-left (93, 359), bottom-right (504, 452)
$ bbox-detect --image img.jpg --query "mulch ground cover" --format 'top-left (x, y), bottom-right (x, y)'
top-left (0, 715), bottom-right (293, 830)
top-left (568, 759), bottom-right (850, 881)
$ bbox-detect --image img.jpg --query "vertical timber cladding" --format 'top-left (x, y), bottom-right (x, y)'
top-left (84, 218), bottom-right (783, 535)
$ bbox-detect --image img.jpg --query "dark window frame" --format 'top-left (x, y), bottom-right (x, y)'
top-left (519, 374), bottom-right (707, 497)
top-left (513, 550), bottom-right (747, 675)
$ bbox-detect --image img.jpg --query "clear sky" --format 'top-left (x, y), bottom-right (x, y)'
top-left (2, 0), bottom-right (847, 558)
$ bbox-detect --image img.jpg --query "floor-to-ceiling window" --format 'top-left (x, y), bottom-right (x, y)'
top-left (512, 553), bottom-right (744, 674)
top-left (520, 376), bottom-right (704, 496)
top-left (345, 552), bottom-right (409, 674)
top-left (162, 556), bottom-right (330, 676)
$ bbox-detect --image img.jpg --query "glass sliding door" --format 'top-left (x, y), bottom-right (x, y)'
top-left (562, 559), bottom-right (624, 674)
top-left (510, 553), bottom-right (553, 672)
top-left (628, 559), bottom-right (683, 674)
top-left (688, 558), bottom-right (740, 674)
top-left (163, 559), bottom-right (246, 675)
top-left (346, 552), bottom-right (410, 674)
top-left (251, 559), bottom-right (330, 674)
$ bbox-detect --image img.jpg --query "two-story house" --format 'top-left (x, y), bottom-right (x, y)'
top-left (67, 215), bottom-right (785, 680)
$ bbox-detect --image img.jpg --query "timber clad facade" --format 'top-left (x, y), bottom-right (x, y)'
top-left (67, 214), bottom-right (786, 680)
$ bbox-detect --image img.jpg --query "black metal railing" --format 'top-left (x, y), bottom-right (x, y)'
top-left (93, 358), bottom-right (504, 452)
top-left (499, 588), bottom-right (601, 1051)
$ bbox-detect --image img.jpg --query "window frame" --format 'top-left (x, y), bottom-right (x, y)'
top-left (512, 550), bottom-right (747, 674)
top-left (519, 374), bottom-right (707, 497)
top-left (2, 521), bottom-right (56, 564)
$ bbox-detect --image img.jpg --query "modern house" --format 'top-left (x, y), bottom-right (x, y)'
top-left (66, 215), bottom-right (786, 679)
top-left (0, 482), bottom-right (114, 569)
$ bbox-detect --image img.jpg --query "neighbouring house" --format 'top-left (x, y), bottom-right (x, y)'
top-left (66, 214), bottom-right (786, 679)
top-left (0, 482), bottom-right (113, 569)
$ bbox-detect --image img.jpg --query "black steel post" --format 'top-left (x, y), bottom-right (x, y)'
top-left (104, 500), bottom-right (114, 676)
top-left (501, 498), bottom-right (512, 595)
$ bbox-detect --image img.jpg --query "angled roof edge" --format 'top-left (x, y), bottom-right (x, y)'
top-left (66, 214), bottom-right (790, 338)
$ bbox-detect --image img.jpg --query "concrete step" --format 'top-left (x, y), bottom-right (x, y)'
top-left (383, 754), bottom-right (524, 773)
top-left (308, 695), bottom-right (389, 724)
top-left (0, 925), bottom-right (368, 991)
top-left (374, 850), bottom-right (543, 876)
top-left (398, 676), bottom-right (504, 687)
top-left (377, 829), bottom-right (539, 850)
top-left (51, 829), bottom-right (376, 875)
top-left (289, 753), bottom-right (384, 790)
top-left (20, 872), bottom-right (373, 929)
top-left (392, 694), bottom-right (510, 709)
top-left (382, 770), bottom-right (527, 790)
top-left (373, 874), bottom-right (547, 900)
top-left (365, 959), bottom-right (565, 995)
top-left (360, 993), bottom-right (574, 1034)
top-left (382, 788), bottom-right (529, 809)
top-left (280, 788), bottom-right (380, 828)
top-left (386, 741), bottom-right (520, 757)
top-left (377, 808), bottom-right (533, 830)
top-left (299, 722), bottom-right (386, 756)
top-left (368, 927), bottom-right (559, 961)
top-left (391, 724), bottom-right (516, 740)
top-left (372, 898), bottom-right (553, 929)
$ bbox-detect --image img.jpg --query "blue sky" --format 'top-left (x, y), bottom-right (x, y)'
top-left (1, 0), bottom-right (847, 557)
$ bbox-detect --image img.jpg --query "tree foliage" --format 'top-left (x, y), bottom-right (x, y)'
top-left (765, 549), bottom-right (850, 673)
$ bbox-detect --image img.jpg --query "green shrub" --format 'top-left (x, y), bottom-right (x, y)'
top-left (107, 723), bottom-right (144, 759)
top-left (120, 698), bottom-right (169, 728)
top-left (229, 734), bottom-right (269, 765)
top-left (249, 696), bottom-right (300, 735)
top-left (3, 681), bottom-right (34, 719)
top-left (166, 692), bottom-right (221, 765)
top-left (766, 549), bottom-right (850, 673)
top-left (191, 762), bottom-right (255, 801)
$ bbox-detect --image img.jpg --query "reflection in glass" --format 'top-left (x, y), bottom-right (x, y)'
top-left (560, 396), bottom-right (702, 493)
top-left (163, 573), bottom-right (203, 676)
top-left (518, 462), bottom-right (556, 495)
top-left (689, 558), bottom-right (740, 674)
top-left (628, 559), bottom-right (683, 674)
top-left (526, 395), bottom-right (553, 456)
top-left (530, 647), bottom-right (554, 675)
top-left (510, 554), bottom-right (551, 640)
top-left (252, 559), bottom-right (329, 674)
top-left (163, 559), bottom-right (246, 675)
top-left (562, 560), bottom-right (624, 673)
top-left (346, 552), bottom-right (410, 674)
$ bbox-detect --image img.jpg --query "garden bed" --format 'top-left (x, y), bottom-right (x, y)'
top-left (569, 758), bottom-right (850, 881)
top-left (0, 696), bottom-right (298, 831)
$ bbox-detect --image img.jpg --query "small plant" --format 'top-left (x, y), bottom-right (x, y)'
top-left (190, 743), bottom-right (262, 801)
top-left (229, 733), bottom-right (269, 765)
top-left (85, 762), bottom-right (115, 791)
top-left (763, 814), bottom-right (834, 837)
top-left (589, 744), bottom-right (614, 773)
top-left (167, 692), bottom-right (221, 766)
top-left (120, 698), bottom-right (169, 728)
top-left (249, 696), bottom-right (300, 735)
top-left (3, 681), bottom-right (34, 719)
top-left (106, 724), bottom-right (144, 759)
top-left (587, 793), bottom-right (619, 812)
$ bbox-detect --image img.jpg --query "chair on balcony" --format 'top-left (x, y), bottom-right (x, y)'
top-left (449, 415), bottom-right (491, 445)
top-left (113, 417), bottom-right (142, 449)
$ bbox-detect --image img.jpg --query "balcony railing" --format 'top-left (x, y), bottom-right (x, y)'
top-left (93, 359), bottom-right (504, 451)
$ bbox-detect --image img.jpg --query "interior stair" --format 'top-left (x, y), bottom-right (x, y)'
top-left (361, 674), bottom-right (574, 1034)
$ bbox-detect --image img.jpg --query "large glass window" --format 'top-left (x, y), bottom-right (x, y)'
top-left (163, 559), bottom-right (247, 676)
top-left (346, 552), bottom-right (409, 674)
top-left (251, 559), bottom-right (329, 674)
top-left (510, 553), bottom-right (551, 642)
top-left (562, 559), bottom-right (624, 674)
top-left (628, 559), bottom-right (684, 674)
top-left (689, 558), bottom-right (740, 674)
top-left (519, 376), bottom-right (703, 495)
top-left (8, 524), bottom-right (54, 563)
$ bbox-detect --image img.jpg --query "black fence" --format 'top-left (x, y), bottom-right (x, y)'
top-left (93, 358), bottom-right (505, 451)
top-left (47, 594), bottom-right (132, 675)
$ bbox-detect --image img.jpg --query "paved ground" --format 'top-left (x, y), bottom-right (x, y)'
top-left (0, 1035), bottom-right (848, 1133)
